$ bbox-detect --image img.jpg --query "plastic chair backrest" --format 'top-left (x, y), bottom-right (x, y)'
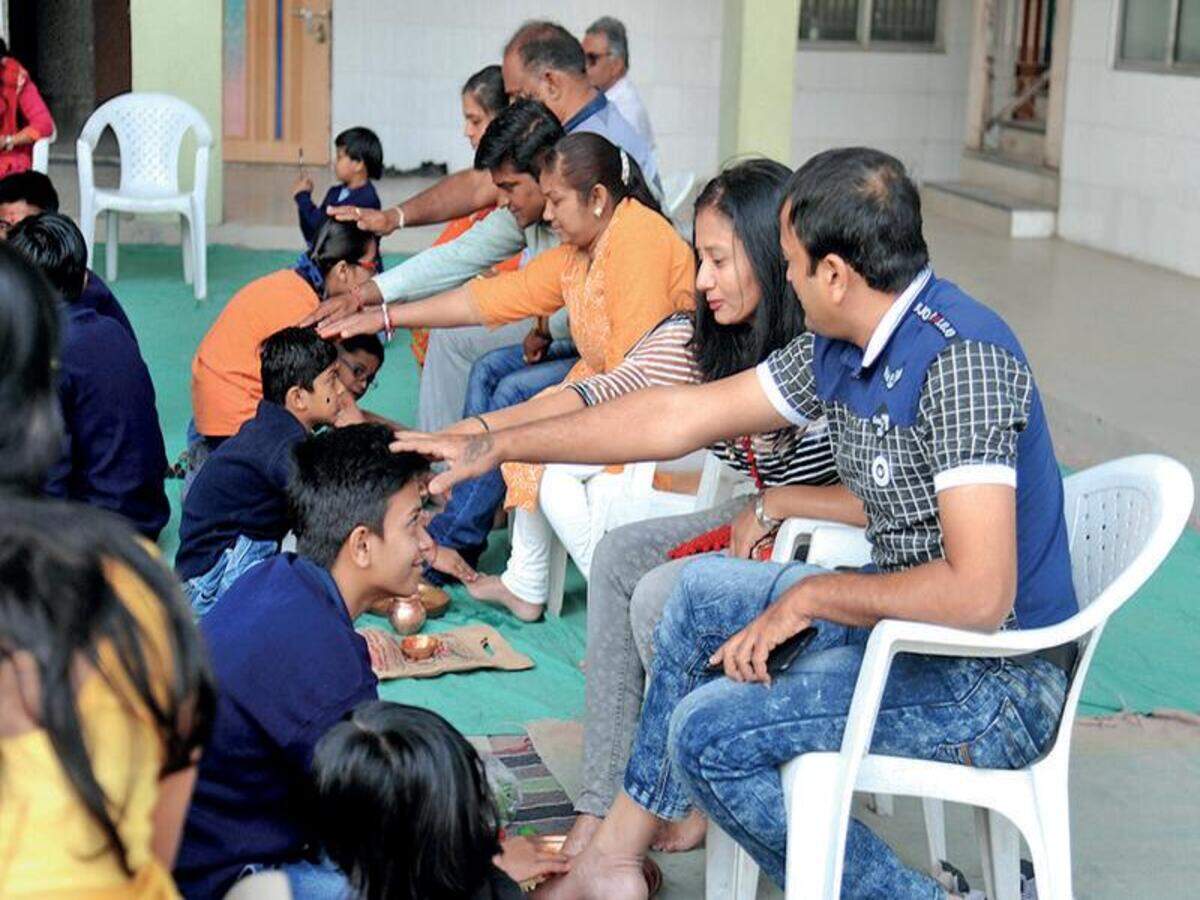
top-left (1051, 455), bottom-right (1192, 745)
top-left (78, 93), bottom-right (213, 199)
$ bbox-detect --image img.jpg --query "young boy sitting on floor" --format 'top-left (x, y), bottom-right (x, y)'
top-left (176, 326), bottom-right (343, 616)
top-left (293, 126), bottom-right (383, 247)
top-left (0, 170), bottom-right (137, 342)
top-left (173, 424), bottom-right (433, 899)
top-left (8, 211), bottom-right (169, 539)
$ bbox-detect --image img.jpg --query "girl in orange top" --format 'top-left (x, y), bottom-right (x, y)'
top-left (190, 219), bottom-right (378, 439)
top-left (411, 65), bottom-right (520, 368)
top-left (324, 133), bottom-right (695, 580)
top-left (0, 244), bottom-right (214, 898)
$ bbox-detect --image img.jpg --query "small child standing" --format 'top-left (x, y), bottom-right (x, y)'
top-left (176, 326), bottom-right (343, 616)
top-left (293, 127), bottom-right (383, 246)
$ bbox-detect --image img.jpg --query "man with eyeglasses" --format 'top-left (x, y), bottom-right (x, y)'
top-left (583, 17), bottom-right (656, 154)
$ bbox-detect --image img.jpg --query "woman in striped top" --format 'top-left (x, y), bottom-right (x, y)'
top-left (429, 160), bottom-right (869, 857)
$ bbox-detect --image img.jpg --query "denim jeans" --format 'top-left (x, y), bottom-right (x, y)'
top-left (424, 342), bottom-right (578, 580)
top-left (625, 556), bottom-right (1069, 899)
top-left (236, 855), bottom-right (349, 899)
top-left (461, 339), bottom-right (578, 418)
top-left (183, 535), bottom-right (278, 618)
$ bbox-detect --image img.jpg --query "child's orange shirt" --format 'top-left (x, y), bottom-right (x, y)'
top-left (191, 269), bottom-right (320, 438)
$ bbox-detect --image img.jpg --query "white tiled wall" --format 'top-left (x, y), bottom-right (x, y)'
top-left (1056, 0), bottom-right (1200, 279)
top-left (790, 2), bottom-right (973, 181)
top-left (331, 1), bottom-right (724, 182)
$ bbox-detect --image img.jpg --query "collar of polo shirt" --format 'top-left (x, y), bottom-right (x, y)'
top-left (859, 267), bottom-right (933, 370)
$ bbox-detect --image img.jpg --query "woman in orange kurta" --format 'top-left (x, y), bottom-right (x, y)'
top-left (323, 133), bottom-right (694, 602)
top-left (410, 64), bottom-right (519, 367)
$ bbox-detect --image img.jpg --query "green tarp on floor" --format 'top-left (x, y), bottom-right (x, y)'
top-left (107, 244), bottom-right (1197, 731)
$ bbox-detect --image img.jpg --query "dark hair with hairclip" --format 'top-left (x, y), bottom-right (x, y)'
top-left (542, 132), bottom-right (663, 221)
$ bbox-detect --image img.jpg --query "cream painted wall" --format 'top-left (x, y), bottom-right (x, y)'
top-left (1057, 0), bottom-right (1200, 278)
top-left (331, 1), bottom-right (725, 182)
top-left (791, 2), bottom-right (973, 180)
top-left (130, 0), bottom-right (223, 222)
top-left (719, 0), bottom-right (801, 163)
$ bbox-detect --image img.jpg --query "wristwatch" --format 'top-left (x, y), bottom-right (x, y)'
top-left (754, 492), bottom-right (781, 531)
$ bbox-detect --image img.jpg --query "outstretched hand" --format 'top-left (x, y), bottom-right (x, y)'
top-left (326, 204), bottom-right (397, 235)
top-left (316, 306), bottom-right (389, 342)
top-left (390, 430), bottom-right (502, 495)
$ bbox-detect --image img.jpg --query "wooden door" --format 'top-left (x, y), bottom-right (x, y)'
top-left (223, 0), bottom-right (331, 164)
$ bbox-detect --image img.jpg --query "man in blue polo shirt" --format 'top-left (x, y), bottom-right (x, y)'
top-left (8, 211), bottom-right (168, 539)
top-left (174, 424), bottom-right (433, 899)
top-left (391, 148), bottom-right (1078, 899)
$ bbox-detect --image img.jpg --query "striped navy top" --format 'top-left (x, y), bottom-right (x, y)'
top-left (571, 313), bottom-right (839, 488)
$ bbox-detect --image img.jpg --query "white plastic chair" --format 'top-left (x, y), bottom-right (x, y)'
top-left (31, 126), bottom-right (55, 174)
top-left (545, 453), bottom-right (752, 618)
top-left (76, 92), bottom-right (212, 299)
top-left (705, 454), bottom-right (1194, 900)
top-left (661, 170), bottom-right (697, 219)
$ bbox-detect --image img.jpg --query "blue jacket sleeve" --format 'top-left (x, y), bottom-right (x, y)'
top-left (296, 186), bottom-right (338, 244)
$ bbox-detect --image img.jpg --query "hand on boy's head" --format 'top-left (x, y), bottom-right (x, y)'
top-left (291, 173), bottom-right (314, 197)
top-left (388, 431), bottom-right (498, 496)
top-left (326, 204), bottom-right (394, 235)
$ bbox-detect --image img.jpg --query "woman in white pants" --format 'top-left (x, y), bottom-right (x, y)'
top-left (435, 160), bottom-right (845, 621)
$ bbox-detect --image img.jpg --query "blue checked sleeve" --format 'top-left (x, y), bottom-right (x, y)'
top-left (918, 341), bottom-right (1033, 492)
top-left (755, 332), bottom-right (822, 425)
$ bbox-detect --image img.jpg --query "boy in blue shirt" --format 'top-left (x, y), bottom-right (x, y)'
top-left (8, 211), bottom-right (169, 539)
top-left (0, 170), bottom-right (137, 342)
top-left (293, 126), bottom-right (383, 247)
top-left (176, 326), bottom-right (344, 615)
top-left (174, 424), bottom-right (434, 899)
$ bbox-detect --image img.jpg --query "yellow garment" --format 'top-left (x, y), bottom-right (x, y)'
top-left (0, 563), bottom-right (179, 898)
top-left (468, 199), bottom-right (695, 509)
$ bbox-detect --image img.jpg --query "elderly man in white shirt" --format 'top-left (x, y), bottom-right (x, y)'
top-left (583, 17), bottom-right (656, 154)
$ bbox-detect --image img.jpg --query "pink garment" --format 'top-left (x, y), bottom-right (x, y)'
top-left (0, 57), bottom-right (54, 177)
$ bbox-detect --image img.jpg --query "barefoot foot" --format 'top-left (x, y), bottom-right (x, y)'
top-left (651, 809), bottom-right (707, 853)
top-left (561, 813), bottom-right (603, 857)
top-left (532, 839), bottom-right (648, 900)
top-left (465, 575), bottom-right (544, 622)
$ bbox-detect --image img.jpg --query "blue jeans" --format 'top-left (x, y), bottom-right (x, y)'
top-left (461, 339), bottom-right (577, 418)
top-left (236, 856), bottom-right (349, 899)
top-left (183, 535), bottom-right (278, 618)
top-left (425, 342), bottom-right (578, 577)
top-left (625, 556), bottom-right (1069, 899)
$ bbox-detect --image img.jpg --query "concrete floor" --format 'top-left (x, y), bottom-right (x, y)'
top-left (528, 713), bottom-right (1200, 898)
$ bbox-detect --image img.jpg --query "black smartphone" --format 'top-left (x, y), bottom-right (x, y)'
top-left (708, 625), bottom-right (819, 676)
